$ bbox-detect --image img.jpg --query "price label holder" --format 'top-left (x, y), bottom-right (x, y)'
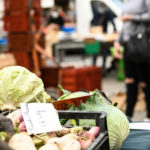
top-left (21, 103), bottom-right (62, 135)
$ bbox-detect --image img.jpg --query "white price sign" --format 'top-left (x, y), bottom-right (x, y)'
top-left (21, 103), bottom-right (62, 135)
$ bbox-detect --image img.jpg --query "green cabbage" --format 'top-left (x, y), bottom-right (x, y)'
top-left (0, 66), bottom-right (50, 110)
top-left (58, 85), bottom-right (90, 100)
top-left (59, 89), bottom-right (130, 150)
top-left (58, 91), bottom-right (90, 100)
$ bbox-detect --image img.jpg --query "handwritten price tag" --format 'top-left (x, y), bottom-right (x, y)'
top-left (21, 103), bottom-right (62, 135)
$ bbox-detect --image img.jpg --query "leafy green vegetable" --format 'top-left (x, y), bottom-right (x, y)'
top-left (58, 85), bottom-right (91, 100)
top-left (59, 89), bottom-right (130, 150)
top-left (71, 119), bottom-right (77, 127)
top-left (72, 91), bottom-right (129, 150)
top-left (14, 125), bottom-right (19, 133)
top-left (70, 126), bottom-right (83, 134)
top-left (0, 132), bottom-right (7, 141)
top-left (0, 66), bottom-right (51, 110)
top-left (58, 85), bottom-right (71, 100)
top-left (32, 134), bottom-right (49, 147)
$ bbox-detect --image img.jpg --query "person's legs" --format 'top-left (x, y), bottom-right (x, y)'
top-left (138, 62), bottom-right (150, 118)
top-left (107, 10), bottom-right (117, 32)
top-left (143, 86), bottom-right (150, 118)
top-left (100, 12), bottom-right (108, 33)
top-left (102, 16), bottom-right (108, 33)
top-left (101, 48), bottom-right (109, 76)
top-left (124, 48), bottom-right (139, 118)
top-left (125, 80), bottom-right (138, 117)
top-left (109, 19), bottom-right (117, 32)
top-left (93, 55), bottom-right (97, 66)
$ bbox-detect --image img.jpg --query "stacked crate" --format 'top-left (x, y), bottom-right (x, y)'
top-left (61, 66), bottom-right (102, 92)
top-left (40, 66), bottom-right (61, 88)
top-left (4, 0), bottom-right (41, 71)
top-left (40, 66), bottom-right (102, 92)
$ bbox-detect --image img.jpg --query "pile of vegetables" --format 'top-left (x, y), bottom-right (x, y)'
top-left (1, 110), bottom-right (100, 150)
top-left (59, 89), bottom-right (130, 150)
top-left (0, 66), bottom-right (51, 111)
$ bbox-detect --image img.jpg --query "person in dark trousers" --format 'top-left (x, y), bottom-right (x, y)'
top-left (114, 0), bottom-right (150, 121)
top-left (102, 10), bottom-right (117, 33)
top-left (91, 1), bottom-right (117, 33)
top-left (91, 1), bottom-right (101, 26)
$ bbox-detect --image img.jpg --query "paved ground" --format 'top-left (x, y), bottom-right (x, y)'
top-left (102, 72), bottom-right (146, 121)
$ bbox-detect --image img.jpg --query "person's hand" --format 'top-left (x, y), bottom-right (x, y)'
top-left (114, 41), bottom-right (123, 59)
top-left (120, 15), bottom-right (132, 22)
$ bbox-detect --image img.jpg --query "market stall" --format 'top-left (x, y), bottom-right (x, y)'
top-left (1, 0), bottom-right (149, 149)
top-left (0, 66), bottom-right (130, 150)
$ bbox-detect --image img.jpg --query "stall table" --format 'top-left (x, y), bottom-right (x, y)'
top-left (53, 40), bottom-right (85, 62)
top-left (53, 40), bottom-right (113, 61)
top-left (122, 129), bottom-right (150, 150)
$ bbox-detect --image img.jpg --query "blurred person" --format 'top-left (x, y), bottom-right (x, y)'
top-left (47, 6), bottom-right (64, 28)
top-left (29, 9), bottom-right (57, 76)
top-left (45, 7), bottom-right (65, 57)
top-left (91, 1), bottom-right (102, 26)
top-left (30, 9), bottom-right (56, 60)
top-left (114, 0), bottom-right (150, 121)
top-left (67, 0), bottom-right (76, 23)
top-left (91, 1), bottom-right (117, 33)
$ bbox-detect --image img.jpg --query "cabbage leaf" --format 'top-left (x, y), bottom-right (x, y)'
top-left (0, 66), bottom-right (51, 110)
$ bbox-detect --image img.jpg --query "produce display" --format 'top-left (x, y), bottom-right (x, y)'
top-left (0, 111), bottom-right (101, 150)
top-left (58, 88), bottom-right (130, 150)
top-left (0, 66), bottom-right (130, 150)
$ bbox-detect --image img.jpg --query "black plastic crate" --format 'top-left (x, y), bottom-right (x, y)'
top-left (58, 111), bottom-right (110, 150)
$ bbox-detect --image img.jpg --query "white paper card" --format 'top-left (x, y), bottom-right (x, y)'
top-left (21, 103), bottom-right (62, 134)
top-left (130, 122), bottom-right (150, 130)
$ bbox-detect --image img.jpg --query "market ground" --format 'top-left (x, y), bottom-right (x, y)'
top-left (46, 55), bottom-right (146, 121)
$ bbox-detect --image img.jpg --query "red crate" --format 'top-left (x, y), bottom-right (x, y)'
top-left (4, 0), bottom-right (41, 11)
top-left (4, 0), bottom-right (29, 11)
top-left (62, 68), bottom-right (86, 87)
top-left (85, 67), bottom-right (102, 91)
top-left (41, 66), bottom-right (102, 91)
top-left (4, 11), bottom-right (30, 32)
top-left (11, 52), bottom-right (34, 71)
top-left (61, 66), bottom-right (102, 92)
top-left (60, 85), bottom-right (78, 92)
top-left (8, 32), bottom-right (34, 52)
top-left (40, 67), bottom-right (61, 88)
